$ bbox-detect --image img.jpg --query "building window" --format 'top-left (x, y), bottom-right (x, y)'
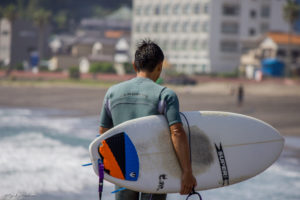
top-left (155, 5), bottom-right (160, 15)
top-left (261, 5), bottom-right (270, 18)
top-left (291, 50), bottom-right (299, 62)
top-left (204, 3), bottom-right (209, 14)
top-left (1, 31), bottom-right (9, 36)
top-left (145, 5), bottom-right (152, 15)
top-left (172, 22), bottom-right (180, 32)
top-left (144, 23), bottom-right (151, 33)
top-left (182, 22), bottom-right (189, 32)
top-left (194, 3), bottom-right (201, 14)
top-left (172, 40), bottom-right (179, 50)
top-left (181, 39), bottom-right (188, 50)
top-left (277, 49), bottom-right (286, 57)
top-left (223, 4), bottom-right (239, 16)
top-left (202, 40), bottom-right (208, 50)
top-left (202, 21), bottom-right (209, 32)
top-left (153, 22), bottom-right (159, 32)
top-left (192, 21), bottom-right (201, 32)
top-left (249, 28), bottom-right (256, 36)
top-left (262, 49), bottom-right (273, 58)
top-left (260, 23), bottom-right (269, 33)
top-left (135, 6), bottom-right (142, 15)
top-left (183, 4), bottom-right (191, 14)
top-left (136, 23), bottom-right (141, 33)
top-left (250, 10), bottom-right (257, 18)
top-left (220, 41), bottom-right (238, 52)
top-left (162, 22), bottom-right (169, 32)
top-left (162, 40), bottom-right (169, 50)
top-left (192, 40), bottom-right (200, 50)
top-left (221, 22), bottom-right (239, 34)
top-left (173, 4), bottom-right (180, 15)
top-left (202, 64), bottom-right (207, 72)
top-left (163, 4), bottom-right (170, 15)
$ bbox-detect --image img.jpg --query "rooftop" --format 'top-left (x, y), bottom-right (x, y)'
top-left (267, 32), bottom-right (300, 45)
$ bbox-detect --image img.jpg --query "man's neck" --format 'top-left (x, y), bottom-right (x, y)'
top-left (136, 71), bottom-right (157, 82)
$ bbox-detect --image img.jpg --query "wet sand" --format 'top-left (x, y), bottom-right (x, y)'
top-left (0, 80), bottom-right (300, 137)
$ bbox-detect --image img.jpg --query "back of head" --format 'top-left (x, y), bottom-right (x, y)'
top-left (134, 39), bottom-right (164, 72)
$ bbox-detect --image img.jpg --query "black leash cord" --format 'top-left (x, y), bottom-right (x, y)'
top-left (179, 112), bottom-right (203, 200)
top-left (186, 188), bottom-right (202, 200)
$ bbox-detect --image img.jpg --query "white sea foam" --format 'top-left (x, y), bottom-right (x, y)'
top-left (285, 136), bottom-right (300, 149)
top-left (0, 108), bottom-right (98, 139)
top-left (268, 163), bottom-right (300, 178)
top-left (0, 132), bottom-right (107, 196)
top-left (0, 108), bottom-right (33, 116)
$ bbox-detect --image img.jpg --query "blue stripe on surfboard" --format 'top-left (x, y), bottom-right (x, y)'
top-left (124, 132), bottom-right (139, 181)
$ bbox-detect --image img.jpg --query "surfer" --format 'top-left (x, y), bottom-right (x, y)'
top-left (99, 39), bottom-right (197, 200)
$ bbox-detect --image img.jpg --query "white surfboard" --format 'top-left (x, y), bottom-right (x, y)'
top-left (89, 111), bottom-right (284, 193)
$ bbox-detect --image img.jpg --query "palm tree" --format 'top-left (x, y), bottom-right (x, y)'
top-left (3, 4), bottom-right (18, 76)
top-left (283, 0), bottom-right (300, 76)
top-left (32, 8), bottom-right (52, 62)
top-left (3, 4), bottom-right (18, 25)
top-left (0, 7), bottom-right (3, 67)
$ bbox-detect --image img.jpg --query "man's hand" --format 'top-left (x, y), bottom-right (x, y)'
top-left (181, 170), bottom-right (197, 195)
top-left (99, 127), bottom-right (110, 135)
top-left (169, 123), bottom-right (197, 195)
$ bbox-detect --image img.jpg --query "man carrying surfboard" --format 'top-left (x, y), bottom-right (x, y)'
top-left (99, 39), bottom-right (197, 200)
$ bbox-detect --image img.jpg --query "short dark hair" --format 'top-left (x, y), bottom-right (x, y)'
top-left (134, 39), bottom-right (164, 72)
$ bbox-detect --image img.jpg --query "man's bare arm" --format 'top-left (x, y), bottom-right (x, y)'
top-left (170, 122), bottom-right (197, 195)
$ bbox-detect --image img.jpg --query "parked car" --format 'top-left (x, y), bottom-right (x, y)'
top-left (166, 75), bottom-right (197, 85)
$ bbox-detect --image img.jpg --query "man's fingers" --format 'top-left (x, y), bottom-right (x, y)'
top-left (180, 184), bottom-right (193, 195)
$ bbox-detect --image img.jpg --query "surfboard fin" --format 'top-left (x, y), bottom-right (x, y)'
top-left (82, 163), bottom-right (92, 167)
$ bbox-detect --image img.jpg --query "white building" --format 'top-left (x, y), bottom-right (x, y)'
top-left (131, 0), bottom-right (290, 74)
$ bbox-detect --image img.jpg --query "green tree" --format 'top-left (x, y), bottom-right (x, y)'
top-left (93, 6), bottom-right (112, 18)
top-left (16, 0), bottom-right (26, 18)
top-left (3, 4), bottom-right (18, 76)
top-left (283, 0), bottom-right (300, 76)
top-left (32, 8), bottom-right (51, 61)
top-left (54, 10), bottom-right (68, 32)
top-left (26, 0), bottom-right (40, 18)
top-left (0, 7), bottom-right (3, 68)
top-left (69, 66), bottom-right (80, 79)
top-left (124, 62), bottom-right (135, 74)
top-left (0, 6), bottom-right (3, 18)
top-left (3, 4), bottom-right (18, 22)
top-left (0, 6), bottom-right (3, 37)
top-left (89, 62), bottom-right (116, 74)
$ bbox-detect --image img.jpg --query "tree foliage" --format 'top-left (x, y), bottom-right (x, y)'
top-left (89, 62), bottom-right (116, 74)
top-left (283, 0), bottom-right (300, 27)
top-left (124, 62), bottom-right (135, 74)
top-left (69, 66), bottom-right (80, 79)
top-left (0, 0), bottom-right (131, 23)
top-left (283, 0), bottom-right (300, 76)
top-left (2, 4), bottom-right (18, 22)
top-left (32, 8), bottom-right (52, 28)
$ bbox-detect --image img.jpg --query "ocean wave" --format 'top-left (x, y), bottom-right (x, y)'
top-left (0, 132), bottom-right (97, 196)
top-left (0, 108), bottom-right (98, 140)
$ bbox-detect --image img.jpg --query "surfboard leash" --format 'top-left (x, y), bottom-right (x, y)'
top-left (180, 112), bottom-right (203, 200)
top-left (98, 158), bottom-right (104, 200)
top-left (186, 188), bottom-right (202, 200)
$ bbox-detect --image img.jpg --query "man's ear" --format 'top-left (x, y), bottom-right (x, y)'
top-left (157, 62), bottom-right (163, 72)
top-left (133, 62), bottom-right (138, 72)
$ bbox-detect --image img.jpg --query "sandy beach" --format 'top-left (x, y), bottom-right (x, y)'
top-left (0, 79), bottom-right (300, 137)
